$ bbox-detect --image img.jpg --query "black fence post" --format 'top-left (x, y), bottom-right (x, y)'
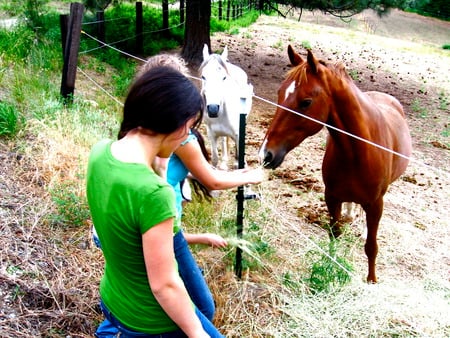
top-left (235, 99), bottom-right (247, 279)
top-left (60, 2), bottom-right (84, 104)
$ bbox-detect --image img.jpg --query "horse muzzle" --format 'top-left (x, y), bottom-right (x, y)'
top-left (206, 104), bottom-right (220, 118)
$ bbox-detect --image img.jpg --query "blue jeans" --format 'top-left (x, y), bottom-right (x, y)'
top-left (95, 300), bottom-right (224, 338)
top-left (173, 230), bottom-right (215, 320)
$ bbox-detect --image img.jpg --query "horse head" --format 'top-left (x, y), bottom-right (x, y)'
top-left (200, 44), bottom-right (231, 118)
top-left (259, 45), bottom-right (331, 169)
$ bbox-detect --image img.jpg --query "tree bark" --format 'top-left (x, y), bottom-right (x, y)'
top-left (181, 0), bottom-right (211, 67)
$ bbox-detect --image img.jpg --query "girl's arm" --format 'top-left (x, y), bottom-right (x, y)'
top-left (184, 232), bottom-right (228, 248)
top-left (175, 140), bottom-right (264, 191)
top-left (142, 219), bottom-right (209, 338)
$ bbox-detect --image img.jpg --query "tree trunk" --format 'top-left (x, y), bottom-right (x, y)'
top-left (181, 0), bottom-right (211, 67)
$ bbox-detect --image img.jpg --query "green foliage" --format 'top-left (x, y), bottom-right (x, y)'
top-left (406, 0), bottom-right (450, 19)
top-left (81, 2), bottom-right (184, 67)
top-left (438, 91), bottom-right (448, 110)
top-left (304, 238), bottom-right (353, 294)
top-left (83, 0), bottom-right (114, 13)
top-left (411, 98), bottom-right (428, 118)
top-left (301, 40), bottom-right (312, 49)
top-left (50, 180), bottom-right (91, 228)
top-left (348, 69), bottom-right (360, 81)
top-left (443, 44), bottom-right (450, 50)
top-left (0, 102), bottom-right (21, 137)
top-left (211, 10), bottom-right (260, 34)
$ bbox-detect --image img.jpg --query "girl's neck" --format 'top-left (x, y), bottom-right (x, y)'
top-left (111, 129), bottom-right (161, 168)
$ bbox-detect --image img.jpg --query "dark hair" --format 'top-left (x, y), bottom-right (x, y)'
top-left (118, 66), bottom-right (203, 139)
top-left (189, 128), bottom-right (212, 201)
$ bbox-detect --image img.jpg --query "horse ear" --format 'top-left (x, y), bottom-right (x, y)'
top-left (202, 44), bottom-right (210, 61)
top-left (221, 46), bottom-right (228, 61)
top-left (287, 45), bottom-right (303, 66)
top-left (306, 49), bottom-right (319, 74)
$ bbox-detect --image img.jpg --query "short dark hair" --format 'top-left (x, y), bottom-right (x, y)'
top-left (119, 66), bottom-right (203, 138)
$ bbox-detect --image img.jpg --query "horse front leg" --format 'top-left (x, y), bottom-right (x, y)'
top-left (362, 198), bottom-right (384, 283)
top-left (325, 193), bottom-right (343, 239)
top-left (218, 136), bottom-right (229, 170)
top-left (209, 134), bottom-right (220, 168)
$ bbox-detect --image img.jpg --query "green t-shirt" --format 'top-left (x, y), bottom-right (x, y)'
top-left (86, 139), bottom-right (179, 333)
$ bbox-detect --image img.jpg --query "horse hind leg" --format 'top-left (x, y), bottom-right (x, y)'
top-left (362, 198), bottom-right (384, 283)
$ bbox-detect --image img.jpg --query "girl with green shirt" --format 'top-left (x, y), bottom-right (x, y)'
top-left (87, 66), bottom-right (224, 337)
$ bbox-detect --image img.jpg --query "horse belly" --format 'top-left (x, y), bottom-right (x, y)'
top-left (322, 156), bottom-right (390, 205)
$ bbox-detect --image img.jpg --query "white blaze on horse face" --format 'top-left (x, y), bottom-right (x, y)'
top-left (258, 139), bottom-right (268, 164)
top-left (284, 80), bottom-right (296, 102)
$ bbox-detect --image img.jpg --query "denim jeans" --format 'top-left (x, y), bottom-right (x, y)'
top-left (173, 230), bottom-right (215, 320)
top-left (95, 300), bottom-right (224, 338)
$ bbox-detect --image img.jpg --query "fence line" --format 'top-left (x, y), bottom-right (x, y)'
top-left (77, 30), bottom-right (448, 276)
top-left (79, 22), bottom-right (184, 55)
top-left (79, 32), bottom-right (449, 180)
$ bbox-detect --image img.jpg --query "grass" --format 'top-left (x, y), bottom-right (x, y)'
top-left (1, 4), bottom-right (449, 337)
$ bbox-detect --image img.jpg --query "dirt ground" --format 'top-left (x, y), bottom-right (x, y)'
top-left (202, 8), bottom-right (449, 283)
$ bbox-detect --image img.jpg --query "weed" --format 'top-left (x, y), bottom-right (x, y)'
top-left (301, 40), bottom-right (311, 50)
top-left (304, 237), bottom-right (354, 293)
top-left (49, 180), bottom-right (91, 228)
top-left (272, 39), bottom-right (284, 50)
top-left (348, 69), bottom-right (360, 81)
top-left (438, 91), bottom-right (448, 110)
top-left (0, 101), bottom-right (21, 137)
top-left (411, 98), bottom-right (428, 118)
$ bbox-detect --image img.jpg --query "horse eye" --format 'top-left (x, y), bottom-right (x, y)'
top-left (222, 76), bottom-right (226, 81)
top-left (201, 76), bottom-right (206, 80)
top-left (299, 99), bottom-right (312, 110)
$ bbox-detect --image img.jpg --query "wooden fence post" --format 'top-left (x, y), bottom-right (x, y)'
top-left (136, 2), bottom-right (143, 55)
top-left (96, 11), bottom-right (105, 48)
top-left (59, 14), bottom-right (68, 59)
top-left (180, 0), bottom-right (185, 24)
top-left (60, 2), bottom-right (84, 104)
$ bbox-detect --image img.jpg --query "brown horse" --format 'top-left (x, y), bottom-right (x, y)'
top-left (259, 45), bottom-right (412, 283)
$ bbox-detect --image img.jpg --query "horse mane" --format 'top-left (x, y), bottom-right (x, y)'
top-left (285, 57), bottom-right (350, 84)
top-left (199, 54), bottom-right (230, 75)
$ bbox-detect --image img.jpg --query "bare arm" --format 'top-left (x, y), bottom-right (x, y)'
top-left (184, 232), bottom-right (228, 248)
top-left (142, 219), bottom-right (209, 337)
top-left (175, 140), bottom-right (264, 191)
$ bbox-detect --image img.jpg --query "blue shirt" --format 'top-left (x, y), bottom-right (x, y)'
top-left (167, 131), bottom-right (197, 232)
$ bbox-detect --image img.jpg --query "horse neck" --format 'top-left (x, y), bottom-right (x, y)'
top-left (326, 79), bottom-right (375, 155)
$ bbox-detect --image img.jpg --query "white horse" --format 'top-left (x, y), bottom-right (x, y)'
top-left (200, 44), bottom-right (253, 169)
